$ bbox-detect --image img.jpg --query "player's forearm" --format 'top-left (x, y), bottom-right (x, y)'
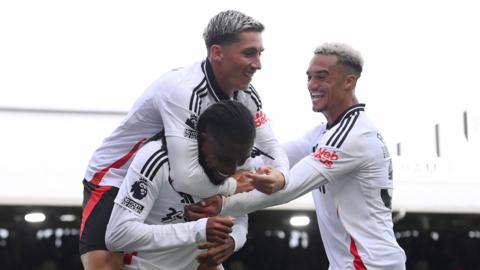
top-left (167, 136), bottom-right (236, 197)
top-left (221, 188), bottom-right (286, 217)
top-left (221, 157), bottom-right (328, 216)
top-left (106, 205), bottom-right (207, 252)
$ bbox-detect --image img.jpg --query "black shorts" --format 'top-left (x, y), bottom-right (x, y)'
top-left (79, 179), bottom-right (119, 255)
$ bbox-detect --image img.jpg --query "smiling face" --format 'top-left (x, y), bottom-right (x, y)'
top-left (210, 31), bottom-right (264, 95)
top-left (199, 130), bottom-right (253, 185)
top-left (306, 54), bottom-right (357, 123)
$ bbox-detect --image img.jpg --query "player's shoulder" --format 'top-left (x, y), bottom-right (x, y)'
top-left (322, 105), bottom-right (374, 152)
top-left (139, 139), bottom-right (164, 155)
top-left (334, 118), bottom-right (385, 162)
top-left (131, 139), bottom-right (169, 180)
top-left (150, 60), bottom-right (206, 97)
top-left (305, 123), bottom-right (328, 141)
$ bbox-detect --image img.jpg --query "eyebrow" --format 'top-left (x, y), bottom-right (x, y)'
top-left (243, 46), bottom-right (264, 52)
top-left (306, 70), bottom-right (329, 76)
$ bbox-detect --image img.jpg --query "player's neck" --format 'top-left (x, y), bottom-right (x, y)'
top-left (208, 58), bottom-right (235, 98)
top-left (325, 100), bottom-right (358, 125)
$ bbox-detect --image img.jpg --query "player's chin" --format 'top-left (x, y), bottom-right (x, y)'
top-left (238, 78), bottom-right (252, 90)
top-left (312, 103), bottom-right (326, 113)
top-left (211, 178), bottom-right (227, 186)
top-left (210, 172), bottom-right (228, 186)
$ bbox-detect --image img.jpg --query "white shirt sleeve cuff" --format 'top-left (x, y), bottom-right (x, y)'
top-left (193, 217), bottom-right (209, 243)
top-left (218, 177), bottom-right (237, 196)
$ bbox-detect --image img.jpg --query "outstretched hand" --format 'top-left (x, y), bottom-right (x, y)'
top-left (247, 166), bottom-right (285, 194)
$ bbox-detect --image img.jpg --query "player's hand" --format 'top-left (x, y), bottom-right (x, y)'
top-left (197, 237), bottom-right (235, 266)
top-left (233, 170), bottom-right (254, 194)
top-left (206, 216), bottom-right (234, 244)
top-left (247, 166), bottom-right (285, 194)
top-left (185, 195), bottom-right (223, 221)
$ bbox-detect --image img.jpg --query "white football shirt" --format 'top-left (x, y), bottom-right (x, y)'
top-left (84, 59), bottom-right (288, 198)
top-left (221, 104), bottom-right (406, 269)
top-left (106, 139), bottom-right (248, 270)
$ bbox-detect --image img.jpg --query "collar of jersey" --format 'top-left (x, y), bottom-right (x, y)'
top-left (202, 59), bottom-right (231, 101)
top-left (326, 103), bottom-right (366, 130)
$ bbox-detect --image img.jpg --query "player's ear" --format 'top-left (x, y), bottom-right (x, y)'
top-left (344, 74), bottom-right (358, 89)
top-left (210, 45), bottom-right (223, 62)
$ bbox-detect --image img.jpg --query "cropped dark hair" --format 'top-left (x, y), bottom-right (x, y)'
top-left (197, 100), bottom-right (255, 145)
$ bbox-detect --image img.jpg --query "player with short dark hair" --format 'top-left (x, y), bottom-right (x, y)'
top-left (106, 100), bottom-right (254, 270)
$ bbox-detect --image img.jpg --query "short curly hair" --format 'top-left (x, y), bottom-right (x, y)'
top-left (197, 100), bottom-right (255, 146)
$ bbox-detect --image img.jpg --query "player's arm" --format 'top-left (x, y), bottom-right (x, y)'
top-left (157, 90), bottom-right (237, 198)
top-left (253, 116), bottom-right (290, 192)
top-left (106, 203), bottom-right (211, 252)
top-left (221, 143), bottom-right (362, 216)
top-left (281, 124), bottom-right (327, 166)
top-left (220, 156), bottom-right (329, 217)
top-left (183, 158), bottom-right (327, 219)
top-left (104, 146), bottom-right (206, 252)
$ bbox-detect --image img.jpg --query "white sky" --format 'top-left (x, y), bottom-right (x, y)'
top-left (1, 0), bottom-right (479, 210)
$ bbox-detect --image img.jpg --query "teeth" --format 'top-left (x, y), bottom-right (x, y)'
top-left (244, 70), bottom-right (255, 78)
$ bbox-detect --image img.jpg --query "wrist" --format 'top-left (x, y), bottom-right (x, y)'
top-left (224, 177), bottom-right (237, 195)
top-left (226, 236), bottom-right (235, 251)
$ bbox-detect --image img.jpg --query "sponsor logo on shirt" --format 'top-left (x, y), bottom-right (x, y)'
top-left (179, 192), bottom-right (195, 204)
top-left (184, 114), bottom-right (198, 139)
top-left (185, 114), bottom-right (198, 129)
top-left (312, 147), bottom-right (339, 168)
top-left (130, 177), bottom-right (148, 200)
top-left (161, 207), bottom-right (185, 223)
top-left (121, 197), bottom-right (145, 214)
top-left (255, 111), bottom-right (268, 128)
top-left (184, 128), bottom-right (197, 139)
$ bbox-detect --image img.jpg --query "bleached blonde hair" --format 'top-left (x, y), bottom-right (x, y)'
top-left (314, 42), bottom-right (363, 77)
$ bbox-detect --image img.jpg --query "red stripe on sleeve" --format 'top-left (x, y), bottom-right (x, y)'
top-left (90, 139), bottom-right (146, 186)
top-left (350, 236), bottom-right (367, 270)
top-left (79, 185), bottom-right (113, 238)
